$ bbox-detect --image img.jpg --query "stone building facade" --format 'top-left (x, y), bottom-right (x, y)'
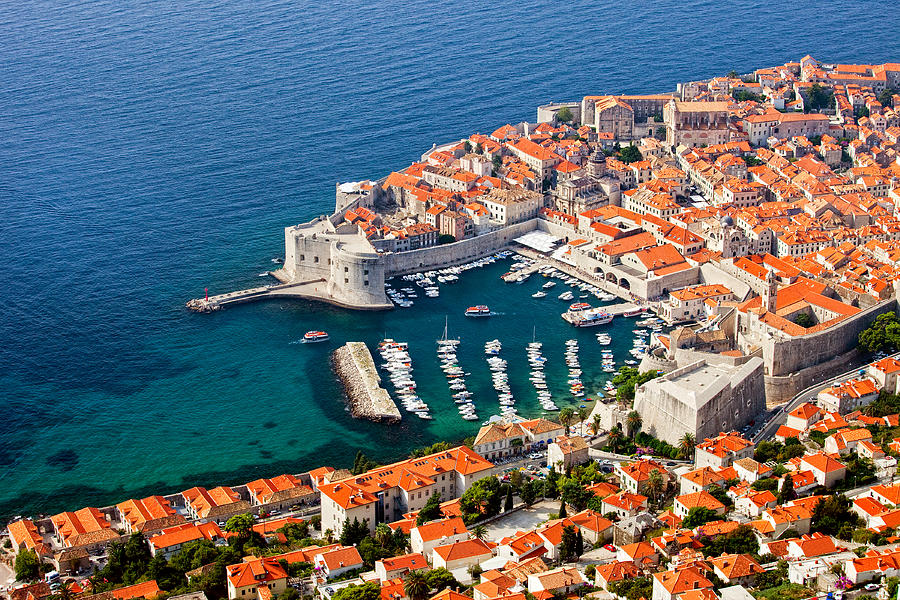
top-left (633, 357), bottom-right (766, 445)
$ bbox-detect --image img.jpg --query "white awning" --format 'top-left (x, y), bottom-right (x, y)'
top-left (514, 231), bottom-right (561, 253)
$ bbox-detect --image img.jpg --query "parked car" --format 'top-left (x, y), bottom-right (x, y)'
top-left (603, 544), bottom-right (616, 552)
top-left (864, 584), bottom-right (880, 592)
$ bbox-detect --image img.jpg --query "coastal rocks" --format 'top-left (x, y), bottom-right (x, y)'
top-left (331, 342), bottom-right (401, 423)
top-left (185, 299), bottom-right (220, 313)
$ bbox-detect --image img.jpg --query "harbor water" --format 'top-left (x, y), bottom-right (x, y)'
top-left (1, 0), bottom-right (899, 519)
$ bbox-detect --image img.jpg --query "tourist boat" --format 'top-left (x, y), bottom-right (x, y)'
top-left (465, 305), bottom-right (491, 317)
top-left (532, 291), bottom-right (547, 298)
top-left (569, 302), bottom-right (591, 312)
top-left (302, 331), bottom-right (329, 343)
top-left (623, 307), bottom-right (644, 317)
top-left (562, 307), bottom-right (614, 327)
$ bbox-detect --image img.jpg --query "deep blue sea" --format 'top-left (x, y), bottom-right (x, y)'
top-left (1, 0), bottom-right (898, 520)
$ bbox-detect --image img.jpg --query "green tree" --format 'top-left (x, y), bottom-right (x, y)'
top-left (878, 88), bottom-right (898, 107)
top-left (682, 507), bottom-right (720, 529)
top-left (545, 467), bottom-right (560, 499)
top-left (778, 474), bottom-right (797, 504)
top-left (374, 523), bottom-right (394, 548)
top-left (607, 425), bottom-right (624, 454)
top-left (521, 480), bottom-right (539, 505)
top-left (425, 568), bottom-right (459, 592)
top-left (811, 494), bottom-right (860, 536)
top-left (352, 451), bottom-right (378, 475)
top-left (339, 517), bottom-right (369, 547)
top-left (646, 469), bottom-right (664, 504)
top-left (404, 570), bottom-right (429, 600)
top-left (464, 141), bottom-right (473, 153)
top-left (726, 70), bottom-right (740, 78)
top-left (437, 234), bottom-right (456, 245)
top-left (504, 486), bottom-right (514, 512)
top-left (609, 577), bottom-right (653, 600)
top-left (333, 582), bottom-right (381, 600)
top-left (751, 478), bottom-right (778, 492)
top-left (14, 549), bottom-right (40, 582)
top-left (279, 588), bottom-right (301, 600)
top-left (575, 529), bottom-right (584, 557)
top-left (591, 414), bottom-right (603, 436)
top-left (557, 107), bottom-right (574, 123)
top-left (558, 498), bottom-right (568, 519)
top-left (492, 155), bottom-right (503, 172)
top-left (617, 144), bottom-right (643, 164)
top-left (460, 476), bottom-right (503, 521)
top-left (679, 433), bottom-right (695, 460)
top-left (859, 312), bottom-right (900, 353)
top-left (417, 492), bottom-right (443, 525)
top-left (475, 143), bottom-right (483, 154)
top-left (225, 513), bottom-right (255, 539)
top-left (559, 478), bottom-right (593, 511)
top-left (559, 525), bottom-right (577, 561)
top-left (806, 83), bottom-right (835, 112)
top-left (559, 407), bottom-right (575, 434)
top-left (793, 313), bottom-right (814, 328)
top-left (655, 126), bottom-right (666, 140)
top-left (471, 524), bottom-right (487, 540)
top-left (626, 411), bottom-right (642, 439)
top-left (577, 406), bottom-right (590, 435)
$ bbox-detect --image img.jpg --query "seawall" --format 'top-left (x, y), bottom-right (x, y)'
top-left (331, 342), bottom-right (401, 423)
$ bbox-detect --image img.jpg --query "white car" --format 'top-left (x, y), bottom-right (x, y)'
top-left (864, 584), bottom-right (880, 592)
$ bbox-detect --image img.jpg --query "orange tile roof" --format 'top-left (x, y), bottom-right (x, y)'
top-left (319, 447), bottom-right (492, 510)
top-left (413, 517), bottom-right (467, 542)
top-left (433, 538), bottom-right (495, 562)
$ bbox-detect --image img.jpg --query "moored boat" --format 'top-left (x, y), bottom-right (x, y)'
top-left (465, 305), bottom-right (491, 317)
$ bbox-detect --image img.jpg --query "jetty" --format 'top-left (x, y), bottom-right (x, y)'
top-left (331, 342), bottom-right (401, 423)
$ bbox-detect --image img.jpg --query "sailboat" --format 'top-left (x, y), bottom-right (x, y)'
top-left (436, 315), bottom-right (460, 346)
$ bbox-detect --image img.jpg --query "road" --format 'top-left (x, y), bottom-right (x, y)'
top-left (753, 351), bottom-right (900, 444)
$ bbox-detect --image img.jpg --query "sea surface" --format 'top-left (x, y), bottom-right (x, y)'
top-left (1, 0), bottom-right (899, 520)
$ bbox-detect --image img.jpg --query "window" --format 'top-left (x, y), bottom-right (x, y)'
top-left (344, 278), bottom-right (349, 283)
top-left (314, 256), bottom-right (319, 263)
top-left (364, 269), bottom-right (369, 275)
top-left (300, 254), bottom-right (305, 261)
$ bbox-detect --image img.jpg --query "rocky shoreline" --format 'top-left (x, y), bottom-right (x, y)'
top-left (331, 342), bottom-right (401, 423)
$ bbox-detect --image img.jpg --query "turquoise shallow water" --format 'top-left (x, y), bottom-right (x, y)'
top-left (1, 0), bottom-right (899, 519)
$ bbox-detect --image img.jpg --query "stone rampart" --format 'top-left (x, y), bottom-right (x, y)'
top-left (753, 298), bottom-right (897, 376)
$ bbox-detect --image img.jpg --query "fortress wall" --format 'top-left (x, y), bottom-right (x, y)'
top-left (383, 219), bottom-right (542, 276)
top-left (760, 298), bottom-right (897, 376)
top-left (698, 262), bottom-right (753, 300)
top-left (763, 347), bottom-right (863, 405)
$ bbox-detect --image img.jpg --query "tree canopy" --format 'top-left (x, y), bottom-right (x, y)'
top-left (682, 507), bottom-right (720, 529)
top-left (14, 549), bottom-right (40, 582)
top-left (460, 476), bottom-right (503, 522)
top-left (557, 106), bottom-right (574, 123)
top-left (859, 312), bottom-right (900, 353)
top-left (416, 492), bottom-right (443, 525)
top-left (617, 144), bottom-right (643, 164)
top-left (805, 84), bottom-right (835, 112)
top-left (333, 582), bottom-right (381, 600)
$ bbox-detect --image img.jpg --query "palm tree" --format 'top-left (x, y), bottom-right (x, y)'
top-left (577, 406), bottom-right (589, 435)
top-left (626, 411), bottom-right (642, 440)
top-left (559, 407), bottom-right (574, 434)
top-left (471, 524), bottom-right (487, 540)
top-left (404, 571), bottom-right (429, 600)
top-left (680, 433), bottom-right (696, 460)
top-left (323, 528), bottom-right (334, 543)
top-left (374, 523), bottom-right (393, 548)
top-left (607, 426), bottom-right (623, 453)
top-left (646, 468), bottom-right (664, 504)
top-left (591, 414), bottom-right (603, 436)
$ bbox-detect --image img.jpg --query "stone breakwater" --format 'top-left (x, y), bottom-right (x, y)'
top-left (331, 342), bottom-right (401, 423)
